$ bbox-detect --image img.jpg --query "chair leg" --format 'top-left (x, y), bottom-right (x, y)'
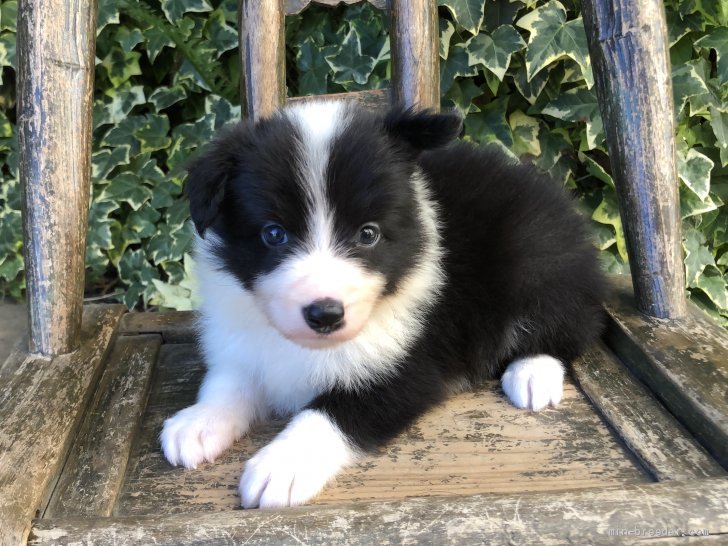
top-left (582, 0), bottom-right (687, 318)
top-left (239, 0), bottom-right (286, 122)
top-left (17, 0), bottom-right (98, 355)
top-left (390, 0), bottom-right (440, 110)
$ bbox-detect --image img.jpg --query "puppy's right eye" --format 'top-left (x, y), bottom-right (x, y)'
top-left (261, 224), bottom-right (288, 247)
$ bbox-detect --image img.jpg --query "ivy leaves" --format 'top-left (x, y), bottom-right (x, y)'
top-left (439, 0), bottom-right (727, 322)
top-left (0, 0), bottom-right (726, 322)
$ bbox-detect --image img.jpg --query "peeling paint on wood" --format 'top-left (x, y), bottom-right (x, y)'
top-left (240, 0), bottom-right (286, 121)
top-left (605, 275), bottom-right (728, 469)
top-left (391, 0), bottom-right (440, 109)
top-left (0, 305), bottom-right (124, 546)
top-left (289, 89), bottom-right (391, 110)
top-left (17, 0), bottom-right (98, 355)
top-left (29, 477), bottom-right (728, 545)
top-left (572, 343), bottom-right (724, 481)
top-left (44, 335), bottom-right (162, 518)
top-left (582, 0), bottom-right (686, 318)
top-left (120, 312), bottom-right (197, 344)
top-left (113, 343), bottom-right (647, 517)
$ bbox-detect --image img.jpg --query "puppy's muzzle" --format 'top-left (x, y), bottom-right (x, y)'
top-left (303, 298), bottom-right (345, 334)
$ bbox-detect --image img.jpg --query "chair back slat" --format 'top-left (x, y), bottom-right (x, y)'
top-left (286, 0), bottom-right (389, 16)
top-left (240, 0), bottom-right (440, 121)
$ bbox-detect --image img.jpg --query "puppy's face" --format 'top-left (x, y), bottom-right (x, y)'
top-left (187, 102), bottom-right (461, 348)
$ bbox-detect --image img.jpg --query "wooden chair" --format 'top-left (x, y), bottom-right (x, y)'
top-left (2, 0), bottom-right (727, 544)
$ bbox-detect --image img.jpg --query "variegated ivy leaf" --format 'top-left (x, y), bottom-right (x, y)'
top-left (143, 26), bottom-right (175, 63)
top-left (678, 147), bottom-right (714, 200)
top-left (326, 28), bottom-right (377, 85)
top-left (438, 0), bottom-right (485, 35)
top-left (297, 38), bottom-right (334, 95)
top-left (695, 27), bottom-right (728, 84)
top-left (101, 47), bottom-right (142, 88)
top-left (439, 19), bottom-right (456, 59)
top-left (694, 266), bottom-right (728, 311)
top-left (516, 1), bottom-right (594, 88)
top-left (512, 61), bottom-right (552, 104)
top-left (592, 189), bottom-right (628, 262)
top-left (0, 32), bottom-right (16, 74)
top-left (146, 221), bottom-right (194, 265)
top-left (150, 253), bottom-right (201, 311)
top-left (97, 173), bottom-right (153, 211)
top-left (205, 8), bottom-right (238, 57)
top-left (578, 151), bottom-right (614, 189)
top-left (710, 107), bottom-right (728, 166)
top-left (683, 226), bottom-right (720, 286)
top-left (440, 43), bottom-right (478, 94)
top-left (118, 248), bottom-right (160, 309)
top-left (680, 185), bottom-right (722, 219)
top-left (161, 0), bottom-right (212, 25)
top-left (509, 110), bottom-right (541, 157)
top-left (205, 94), bottom-right (241, 130)
top-left (149, 85), bottom-right (188, 112)
top-left (463, 96), bottom-right (514, 149)
top-left (466, 25), bottom-right (525, 81)
top-left (444, 78), bottom-right (483, 114)
top-left (541, 86), bottom-right (604, 150)
top-left (93, 85), bottom-right (146, 127)
top-left (672, 62), bottom-right (710, 114)
top-left (92, 146), bottom-right (132, 182)
top-left (0, 1), bottom-right (17, 32)
top-left (116, 27), bottom-right (144, 54)
top-left (484, 0), bottom-right (524, 32)
top-left (96, 0), bottom-right (120, 35)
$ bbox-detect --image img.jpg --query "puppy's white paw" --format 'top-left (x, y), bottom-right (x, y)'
top-left (240, 410), bottom-right (357, 509)
top-left (161, 403), bottom-right (247, 469)
top-left (501, 355), bottom-right (564, 411)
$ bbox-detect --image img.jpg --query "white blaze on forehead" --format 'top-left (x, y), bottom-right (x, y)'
top-left (284, 101), bottom-right (351, 254)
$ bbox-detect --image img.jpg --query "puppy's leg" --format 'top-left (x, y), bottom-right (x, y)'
top-left (161, 360), bottom-right (263, 469)
top-left (240, 364), bottom-right (445, 508)
top-left (500, 355), bottom-right (564, 411)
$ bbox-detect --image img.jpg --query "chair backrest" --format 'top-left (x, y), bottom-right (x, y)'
top-left (239, 0), bottom-right (440, 121)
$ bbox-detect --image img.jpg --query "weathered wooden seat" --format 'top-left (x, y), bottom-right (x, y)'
top-left (2, 0), bottom-right (728, 544)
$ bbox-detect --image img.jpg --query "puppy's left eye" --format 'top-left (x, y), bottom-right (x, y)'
top-left (357, 223), bottom-right (381, 247)
top-left (262, 223), bottom-right (289, 247)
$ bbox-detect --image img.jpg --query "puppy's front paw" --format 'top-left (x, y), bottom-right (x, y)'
top-left (161, 403), bottom-right (247, 469)
top-left (239, 410), bottom-right (357, 509)
top-left (501, 355), bottom-right (564, 411)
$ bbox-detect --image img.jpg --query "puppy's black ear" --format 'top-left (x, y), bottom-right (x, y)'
top-left (384, 106), bottom-right (463, 151)
top-left (185, 124), bottom-right (247, 237)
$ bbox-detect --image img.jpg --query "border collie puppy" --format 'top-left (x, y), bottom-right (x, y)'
top-left (161, 100), bottom-right (604, 509)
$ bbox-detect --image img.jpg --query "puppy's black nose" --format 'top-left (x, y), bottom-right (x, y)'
top-left (303, 298), bottom-right (345, 333)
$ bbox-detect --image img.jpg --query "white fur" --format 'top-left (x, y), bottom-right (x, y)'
top-left (254, 248), bottom-right (386, 348)
top-left (161, 368), bottom-right (264, 469)
top-left (239, 409), bottom-right (358, 508)
top-left (285, 100), bottom-right (350, 254)
top-left (501, 355), bottom-right (564, 411)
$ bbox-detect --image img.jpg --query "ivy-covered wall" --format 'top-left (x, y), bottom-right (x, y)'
top-left (0, 0), bottom-right (726, 324)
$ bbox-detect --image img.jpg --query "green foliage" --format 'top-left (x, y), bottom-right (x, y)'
top-left (0, 0), bottom-right (726, 325)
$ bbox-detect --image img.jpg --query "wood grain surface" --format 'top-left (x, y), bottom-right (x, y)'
top-left (573, 343), bottom-right (724, 481)
top-left (0, 305), bottom-right (124, 546)
top-left (390, 0), bottom-right (440, 109)
top-left (16, 0), bottom-right (98, 355)
top-left (239, 0), bottom-right (286, 121)
top-left (44, 335), bottom-right (162, 518)
top-left (31, 477), bottom-right (728, 545)
top-left (582, 0), bottom-right (686, 318)
top-left (113, 343), bottom-right (647, 517)
top-left (605, 275), bottom-right (728, 470)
